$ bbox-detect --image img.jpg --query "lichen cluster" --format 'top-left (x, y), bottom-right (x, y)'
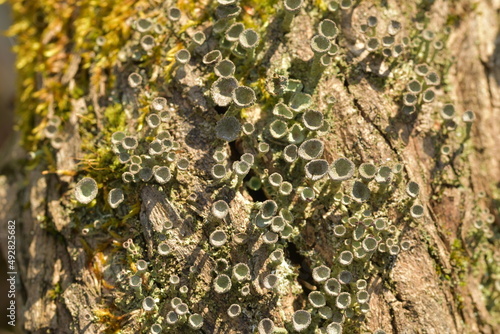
top-left (8, 0), bottom-right (499, 332)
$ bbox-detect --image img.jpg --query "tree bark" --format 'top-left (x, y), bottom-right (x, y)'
top-left (1, 0), bottom-right (500, 333)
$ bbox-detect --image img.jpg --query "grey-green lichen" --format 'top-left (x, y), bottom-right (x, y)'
top-left (7, 0), bottom-right (497, 332)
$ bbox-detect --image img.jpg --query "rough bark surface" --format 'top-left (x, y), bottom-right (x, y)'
top-left (1, 0), bottom-right (500, 333)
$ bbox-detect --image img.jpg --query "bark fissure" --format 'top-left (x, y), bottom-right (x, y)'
top-left (344, 78), bottom-right (401, 162)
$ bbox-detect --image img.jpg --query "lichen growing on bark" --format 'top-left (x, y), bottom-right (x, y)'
top-left (2, 0), bottom-right (500, 333)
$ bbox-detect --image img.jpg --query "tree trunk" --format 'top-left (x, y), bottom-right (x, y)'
top-left (1, 0), bottom-right (500, 333)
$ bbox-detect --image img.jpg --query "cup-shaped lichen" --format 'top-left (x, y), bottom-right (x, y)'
top-left (166, 311), bottom-right (178, 325)
top-left (387, 20), bottom-right (402, 35)
top-left (136, 18), bottom-right (152, 32)
top-left (362, 236), bottom-right (378, 252)
top-left (271, 216), bottom-right (286, 233)
top-left (273, 102), bottom-right (294, 119)
top-left (318, 306), bottom-right (332, 320)
top-left (269, 119), bottom-right (288, 138)
top-left (150, 324), bottom-right (162, 334)
top-left (269, 249), bottom-right (284, 263)
top-left (108, 188), bottom-right (124, 209)
top-left (209, 230), bottom-right (228, 247)
top-left (212, 199), bottom-right (230, 219)
top-left (338, 270), bottom-right (352, 284)
top-left (375, 166), bottom-right (392, 184)
top-left (312, 265), bottom-right (330, 283)
top-left (263, 274), bottom-right (279, 289)
top-left (215, 4), bottom-right (241, 20)
top-left (153, 166), bottom-right (171, 184)
top-left (339, 250), bottom-right (353, 265)
top-left (258, 142), bottom-right (270, 153)
top-left (214, 59), bottom-right (236, 77)
top-left (407, 80), bottom-right (422, 94)
top-left (288, 123), bottom-right (306, 144)
top-left (157, 242), bottom-right (171, 256)
top-left (351, 181), bottom-right (370, 203)
top-left (262, 231), bottom-right (279, 244)
top-left (140, 35), bottom-right (155, 51)
top-left (213, 274), bottom-right (232, 293)
top-left (406, 181), bottom-right (420, 198)
top-left (227, 304), bottom-right (241, 318)
top-left (147, 112), bottom-right (162, 129)
top-left (302, 109), bottom-right (324, 131)
top-left (326, 323), bottom-right (343, 334)
top-left (425, 71), bottom-right (440, 86)
top-left (215, 116), bottom-right (241, 141)
top-left (462, 110), bottom-right (475, 123)
top-left (232, 263), bottom-right (250, 282)
top-left (142, 296), bottom-right (156, 312)
top-left (357, 279), bottom-right (367, 290)
top-left (175, 303), bottom-right (189, 315)
top-left (129, 275), bottom-right (141, 291)
top-left (167, 7), bottom-right (181, 21)
top-left (122, 136), bottom-right (138, 150)
top-left (284, 0), bottom-right (303, 13)
top-left (128, 72), bottom-right (142, 88)
top-left (366, 38), bottom-right (380, 52)
top-left (111, 131), bottom-right (126, 145)
top-left (188, 314), bottom-right (204, 329)
top-left (318, 19), bottom-right (338, 39)
top-left (242, 122), bottom-right (255, 135)
top-left (232, 86), bottom-right (256, 108)
top-left (300, 187), bottom-right (315, 201)
top-left (298, 139), bottom-right (324, 160)
top-left (211, 164), bottom-right (227, 179)
top-left (233, 160), bottom-right (251, 176)
top-left (211, 77), bottom-right (239, 107)
top-left (226, 22), bottom-right (244, 41)
top-left (308, 291), bottom-right (326, 308)
top-left (293, 310), bottom-right (312, 332)
top-left (311, 34), bottom-right (331, 54)
top-left (415, 63), bottom-right (429, 76)
top-left (328, 158), bottom-right (355, 182)
top-left (336, 292), bottom-right (351, 309)
top-left (138, 167), bottom-right (153, 182)
top-left (239, 29), bottom-right (259, 49)
top-left (261, 200), bottom-right (278, 219)
top-left (75, 177), bottom-right (98, 204)
top-left (279, 181), bottom-right (293, 195)
top-left (324, 278), bottom-right (341, 296)
top-left (175, 49), bottom-right (191, 65)
top-left (305, 159), bottom-right (329, 181)
top-left (422, 88), bottom-right (435, 103)
top-left (203, 50), bottom-right (222, 64)
top-left (258, 318), bottom-right (274, 334)
top-left (192, 31), bottom-right (206, 45)
top-left (334, 224), bottom-right (346, 236)
top-left (289, 92), bottom-right (312, 112)
top-left (268, 172), bottom-right (283, 187)
top-left (149, 140), bottom-right (163, 155)
top-left (410, 204), bottom-right (424, 219)
top-left (177, 158), bottom-right (189, 170)
top-left (284, 144), bottom-right (298, 162)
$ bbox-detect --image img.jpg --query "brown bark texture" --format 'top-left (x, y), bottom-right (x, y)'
top-left (1, 0), bottom-right (500, 333)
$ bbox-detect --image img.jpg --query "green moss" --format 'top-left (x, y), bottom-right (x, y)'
top-left (47, 282), bottom-right (63, 300)
top-left (450, 239), bottom-right (468, 285)
top-left (8, 0), bottom-right (133, 151)
top-left (104, 104), bottom-right (126, 132)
